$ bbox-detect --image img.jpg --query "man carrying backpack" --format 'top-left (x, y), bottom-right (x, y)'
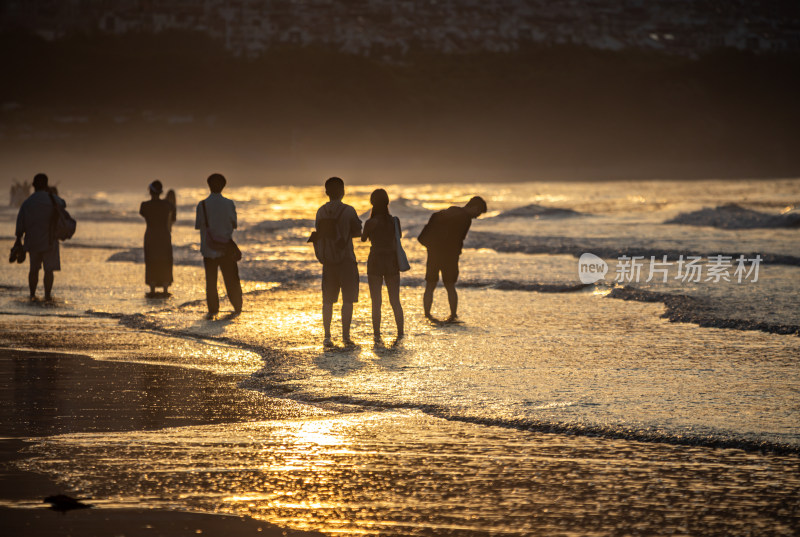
top-left (14, 173), bottom-right (69, 302)
top-left (418, 195), bottom-right (487, 322)
top-left (314, 177), bottom-right (362, 347)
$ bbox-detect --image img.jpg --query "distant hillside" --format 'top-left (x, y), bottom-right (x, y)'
top-left (1, 31), bottom-right (799, 186)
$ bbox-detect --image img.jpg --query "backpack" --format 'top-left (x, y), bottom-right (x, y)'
top-left (49, 193), bottom-right (77, 241)
top-left (309, 204), bottom-right (348, 264)
top-left (417, 211), bottom-right (442, 249)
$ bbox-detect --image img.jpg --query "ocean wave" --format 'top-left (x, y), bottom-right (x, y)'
top-left (608, 286), bottom-right (800, 337)
top-left (107, 246), bottom-right (198, 266)
top-left (74, 291), bottom-right (798, 456)
top-left (411, 274), bottom-right (798, 337)
top-left (105, 247), bottom-right (315, 284)
top-left (70, 210), bottom-right (140, 223)
top-left (70, 195), bottom-right (113, 208)
top-left (383, 276), bottom-right (590, 293)
top-left (465, 231), bottom-right (800, 267)
top-left (458, 279), bottom-right (591, 293)
top-left (242, 218), bottom-right (314, 233)
top-left (358, 196), bottom-right (433, 221)
top-left (239, 380), bottom-right (800, 456)
top-left (63, 241), bottom-right (133, 250)
top-left (100, 239), bottom-right (795, 337)
top-left (494, 203), bottom-right (587, 219)
top-left (101, 242), bottom-right (797, 336)
top-left (86, 308), bottom-right (283, 363)
top-left (69, 210), bottom-right (195, 227)
top-left (665, 203), bottom-right (800, 229)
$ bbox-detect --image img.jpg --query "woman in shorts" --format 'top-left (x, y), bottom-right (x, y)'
top-left (361, 188), bottom-right (404, 342)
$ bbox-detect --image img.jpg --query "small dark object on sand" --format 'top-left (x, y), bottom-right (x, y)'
top-left (43, 494), bottom-right (93, 512)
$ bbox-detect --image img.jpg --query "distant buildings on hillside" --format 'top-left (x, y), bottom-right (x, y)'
top-left (2, 0), bottom-right (799, 58)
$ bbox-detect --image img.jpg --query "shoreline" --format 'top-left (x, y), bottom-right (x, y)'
top-left (1, 314), bottom-right (799, 535)
top-left (2, 278), bottom-right (799, 455)
top-left (0, 347), bottom-right (326, 537)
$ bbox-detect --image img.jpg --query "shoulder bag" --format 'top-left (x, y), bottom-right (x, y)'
top-left (394, 216), bottom-right (411, 272)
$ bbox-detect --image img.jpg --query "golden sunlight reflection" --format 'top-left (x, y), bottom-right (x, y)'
top-left (281, 415), bottom-right (359, 448)
top-left (241, 281), bottom-right (280, 293)
top-left (3, 179), bottom-right (799, 537)
top-left (22, 410), bottom-right (800, 537)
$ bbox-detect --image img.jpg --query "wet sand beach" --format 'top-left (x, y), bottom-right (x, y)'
top-left (1, 290), bottom-right (799, 536)
top-left (0, 348), bottom-right (325, 536)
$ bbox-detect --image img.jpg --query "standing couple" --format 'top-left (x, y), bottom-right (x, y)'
top-left (314, 176), bottom-right (486, 346)
top-left (141, 173), bottom-right (242, 319)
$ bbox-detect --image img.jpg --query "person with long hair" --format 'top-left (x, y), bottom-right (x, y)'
top-left (139, 180), bottom-right (174, 297)
top-left (165, 189), bottom-right (177, 231)
top-left (361, 188), bottom-right (404, 343)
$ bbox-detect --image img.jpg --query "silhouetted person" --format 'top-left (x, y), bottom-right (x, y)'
top-left (14, 173), bottom-right (66, 301)
top-left (361, 188), bottom-right (404, 342)
top-left (418, 196), bottom-right (487, 321)
top-left (315, 177), bottom-right (362, 346)
top-left (139, 180), bottom-right (175, 297)
top-left (195, 173), bottom-right (242, 319)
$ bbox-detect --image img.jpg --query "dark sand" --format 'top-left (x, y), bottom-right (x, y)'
top-left (0, 348), bottom-right (324, 537)
top-left (1, 507), bottom-right (320, 537)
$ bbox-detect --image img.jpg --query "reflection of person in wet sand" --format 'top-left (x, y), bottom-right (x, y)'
top-left (418, 196), bottom-right (487, 322)
top-left (139, 180), bottom-right (174, 297)
top-left (361, 188), bottom-right (404, 343)
top-left (14, 173), bottom-right (67, 302)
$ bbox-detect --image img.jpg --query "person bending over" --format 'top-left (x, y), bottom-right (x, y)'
top-left (418, 196), bottom-right (487, 321)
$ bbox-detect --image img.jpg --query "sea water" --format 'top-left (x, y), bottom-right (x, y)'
top-left (1, 178), bottom-right (798, 535)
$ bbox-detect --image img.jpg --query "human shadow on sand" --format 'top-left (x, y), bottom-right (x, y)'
top-left (313, 344), bottom-right (366, 377)
top-left (425, 314), bottom-right (468, 330)
top-left (371, 338), bottom-right (415, 371)
top-left (145, 291), bottom-right (172, 299)
top-left (190, 311), bottom-right (240, 337)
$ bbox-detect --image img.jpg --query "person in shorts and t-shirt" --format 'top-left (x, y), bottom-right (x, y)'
top-left (15, 173), bottom-right (67, 302)
top-left (418, 196), bottom-right (487, 322)
top-left (315, 177), bottom-right (362, 346)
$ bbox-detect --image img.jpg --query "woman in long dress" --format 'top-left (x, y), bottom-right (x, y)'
top-left (361, 188), bottom-right (404, 342)
top-left (139, 180), bottom-right (174, 297)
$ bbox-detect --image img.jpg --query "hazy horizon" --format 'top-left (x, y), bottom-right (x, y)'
top-left (3, 5), bottom-right (800, 190)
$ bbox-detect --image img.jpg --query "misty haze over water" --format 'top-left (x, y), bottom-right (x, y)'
top-left (1, 1), bottom-right (800, 188)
